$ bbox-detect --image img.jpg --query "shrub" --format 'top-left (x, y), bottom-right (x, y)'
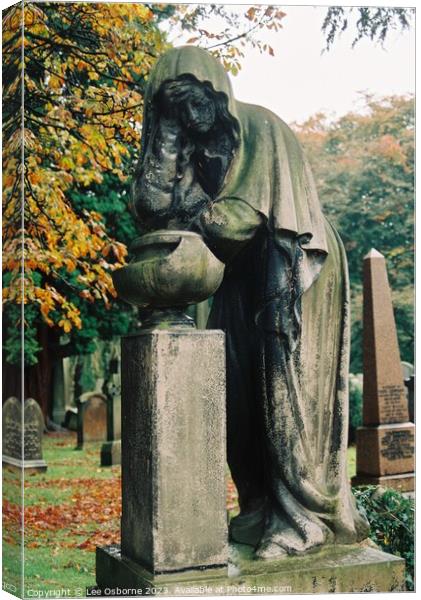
top-left (353, 485), bottom-right (414, 590)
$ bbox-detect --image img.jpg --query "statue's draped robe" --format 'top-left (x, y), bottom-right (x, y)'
top-left (137, 46), bottom-right (369, 555)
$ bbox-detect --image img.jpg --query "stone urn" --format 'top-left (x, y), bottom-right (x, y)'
top-left (112, 230), bottom-right (224, 327)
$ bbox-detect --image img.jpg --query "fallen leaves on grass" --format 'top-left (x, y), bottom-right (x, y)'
top-left (227, 477), bottom-right (239, 512)
top-left (4, 477), bottom-right (122, 550)
top-left (4, 435), bottom-right (240, 557)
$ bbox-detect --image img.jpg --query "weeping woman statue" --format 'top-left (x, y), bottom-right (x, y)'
top-left (132, 46), bottom-right (369, 559)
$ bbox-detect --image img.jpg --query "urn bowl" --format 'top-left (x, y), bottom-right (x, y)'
top-left (112, 230), bottom-right (225, 308)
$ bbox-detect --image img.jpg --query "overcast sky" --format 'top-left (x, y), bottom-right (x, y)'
top-left (169, 2), bottom-right (415, 125)
top-left (0, 0), bottom-right (415, 125)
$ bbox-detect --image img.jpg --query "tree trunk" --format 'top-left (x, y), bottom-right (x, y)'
top-left (2, 324), bottom-right (59, 420)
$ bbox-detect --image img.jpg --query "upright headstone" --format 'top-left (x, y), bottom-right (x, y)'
top-left (405, 376), bottom-right (415, 423)
top-left (101, 354), bottom-right (122, 466)
top-left (51, 359), bottom-right (66, 426)
top-left (352, 249), bottom-right (414, 491)
top-left (3, 397), bottom-right (22, 465)
top-left (77, 392), bottom-right (107, 448)
top-left (401, 362), bottom-right (415, 423)
top-left (2, 397), bottom-right (48, 472)
top-left (401, 361), bottom-right (414, 382)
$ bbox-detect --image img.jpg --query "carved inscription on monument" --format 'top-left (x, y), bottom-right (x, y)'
top-left (3, 397), bottom-right (47, 470)
top-left (3, 397), bottom-right (22, 460)
top-left (381, 429), bottom-right (414, 462)
top-left (378, 385), bottom-right (407, 422)
top-left (24, 398), bottom-right (45, 461)
top-left (24, 423), bottom-right (43, 460)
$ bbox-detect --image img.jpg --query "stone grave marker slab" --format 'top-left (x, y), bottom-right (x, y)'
top-left (3, 397), bottom-right (48, 472)
top-left (78, 392), bottom-right (107, 446)
top-left (3, 397), bottom-right (22, 463)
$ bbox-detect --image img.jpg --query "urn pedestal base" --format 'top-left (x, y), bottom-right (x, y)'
top-left (95, 540), bottom-right (405, 595)
top-left (118, 329), bottom-right (227, 573)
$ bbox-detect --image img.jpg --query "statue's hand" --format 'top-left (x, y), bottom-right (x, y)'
top-left (159, 79), bottom-right (195, 110)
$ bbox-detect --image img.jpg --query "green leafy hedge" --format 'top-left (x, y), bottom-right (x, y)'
top-left (353, 486), bottom-right (414, 590)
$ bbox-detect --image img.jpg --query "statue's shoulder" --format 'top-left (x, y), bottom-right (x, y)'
top-left (235, 101), bottom-right (300, 145)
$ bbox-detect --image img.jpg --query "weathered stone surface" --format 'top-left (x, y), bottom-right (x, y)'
top-left (120, 329), bottom-right (227, 574)
top-left (2, 397), bottom-right (47, 472)
top-left (2, 397), bottom-right (22, 462)
top-left (112, 231), bottom-right (224, 309)
top-left (96, 540), bottom-right (405, 594)
top-left (80, 393), bottom-right (107, 443)
top-left (362, 249), bottom-right (409, 425)
top-left (356, 422), bottom-right (415, 476)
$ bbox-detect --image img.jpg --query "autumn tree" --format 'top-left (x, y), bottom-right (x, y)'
top-left (294, 94), bottom-right (414, 372)
top-left (2, 2), bottom-right (285, 416)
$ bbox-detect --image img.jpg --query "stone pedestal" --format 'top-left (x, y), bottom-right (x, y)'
top-left (352, 249), bottom-right (414, 492)
top-left (95, 540), bottom-right (405, 594)
top-left (97, 328), bottom-right (227, 583)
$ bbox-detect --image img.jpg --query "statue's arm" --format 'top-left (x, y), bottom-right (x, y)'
top-left (191, 197), bottom-right (264, 263)
top-left (133, 117), bottom-right (184, 227)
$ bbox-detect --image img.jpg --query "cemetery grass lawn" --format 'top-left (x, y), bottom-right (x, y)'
top-left (3, 434), bottom-right (357, 597)
top-left (3, 434), bottom-right (121, 597)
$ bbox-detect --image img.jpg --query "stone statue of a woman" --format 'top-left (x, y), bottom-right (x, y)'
top-left (132, 45), bottom-right (369, 559)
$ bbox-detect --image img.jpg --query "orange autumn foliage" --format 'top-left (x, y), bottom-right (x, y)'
top-left (3, 2), bottom-right (166, 334)
top-left (2, 2), bottom-right (285, 346)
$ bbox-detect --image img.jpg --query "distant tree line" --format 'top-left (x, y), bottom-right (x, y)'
top-left (294, 94), bottom-right (414, 372)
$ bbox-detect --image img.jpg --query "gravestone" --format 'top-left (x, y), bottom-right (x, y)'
top-left (51, 359), bottom-right (67, 426)
top-left (100, 353), bottom-right (122, 466)
top-left (405, 376), bottom-right (415, 423)
top-left (401, 362), bottom-right (415, 423)
top-left (2, 397), bottom-right (48, 472)
top-left (3, 397), bottom-right (21, 465)
top-left (401, 361), bottom-right (414, 381)
top-left (77, 392), bottom-right (107, 448)
top-left (352, 249), bottom-right (414, 491)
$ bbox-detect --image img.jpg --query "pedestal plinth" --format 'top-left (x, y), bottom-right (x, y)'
top-left (96, 328), bottom-right (227, 583)
top-left (95, 540), bottom-right (405, 594)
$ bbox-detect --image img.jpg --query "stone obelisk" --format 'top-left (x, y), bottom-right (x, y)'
top-left (352, 249), bottom-right (414, 492)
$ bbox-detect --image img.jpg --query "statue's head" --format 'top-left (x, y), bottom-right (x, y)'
top-left (154, 73), bottom-right (239, 143)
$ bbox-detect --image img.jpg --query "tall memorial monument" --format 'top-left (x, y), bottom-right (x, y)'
top-left (352, 249), bottom-right (415, 491)
top-left (96, 46), bottom-right (406, 593)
